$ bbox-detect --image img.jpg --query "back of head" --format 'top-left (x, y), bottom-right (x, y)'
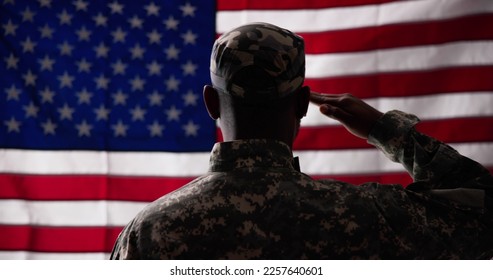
top-left (210, 22), bottom-right (305, 104)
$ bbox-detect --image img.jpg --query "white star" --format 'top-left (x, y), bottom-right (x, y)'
top-left (73, 0), bottom-right (89, 11)
top-left (181, 30), bottom-right (197, 45)
top-left (94, 104), bottom-right (110, 120)
top-left (58, 103), bottom-right (75, 120)
top-left (39, 55), bottom-right (55, 71)
top-left (112, 90), bottom-right (128, 105)
top-left (111, 27), bottom-right (126, 43)
top-left (130, 105), bottom-right (146, 121)
top-left (111, 59), bottom-right (127, 75)
top-left (76, 58), bottom-right (91, 73)
top-left (5, 85), bottom-right (21, 101)
top-left (40, 87), bottom-right (55, 103)
top-left (130, 75), bottom-right (145, 91)
top-left (147, 29), bottom-right (161, 44)
top-left (22, 70), bottom-right (37, 86)
top-left (3, 19), bottom-right (18, 36)
top-left (147, 120), bottom-right (164, 137)
top-left (165, 44), bottom-right (180, 60)
top-left (95, 74), bottom-right (110, 89)
top-left (58, 41), bottom-right (74, 56)
top-left (76, 120), bottom-right (92, 137)
top-left (4, 117), bottom-right (21, 133)
top-left (165, 105), bottom-right (181, 121)
top-left (181, 60), bottom-right (198, 76)
top-left (93, 13), bottom-right (108, 26)
top-left (94, 42), bottom-right (109, 58)
top-left (147, 91), bottom-right (164, 106)
top-left (38, 0), bottom-right (52, 8)
top-left (183, 90), bottom-right (199, 106)
top-left (58, 71), bottom-right (75, 88)
top-left (41, 119), bottom-right (57, 135)
top-left (23, 102), bottom-right (39, 118)
top-left (76, 26), bottom-right (91, 41)
top-left (165, 75), bottom-right (180, 92)
top-left (21, 37), bottom-right (37, 53)
top-left (144, 2), bottom-right (160, 16)
top-left (108, 1), bottom-right (124, 14)
top-left (76, 88), bottom-right (92, 104)
top-left (57, 10), bottom-right (73, 25)
top-left (5, 53), bottom-right (19, 69)
top-left (21, 7), bottom-right (36, 22)
top-left (112, 120), bottom-right (128, 137)
top-left (39, 24), bottom-right (55, 38)
top-left (129, 43), bottom-right (145, 59)
top-left (146, 60), bottom-right (162, 76)
top-left (128, 15), bottom-right (143, 29)
top-left (182, 120), bottom-right (199, 137)
top-left (180, 2), bottom-right (196, 17)
top-left (163, 16), bottom-right (179, 30)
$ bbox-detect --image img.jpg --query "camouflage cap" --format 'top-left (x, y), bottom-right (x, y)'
top-left (210, 22), bottom-right (305, 102)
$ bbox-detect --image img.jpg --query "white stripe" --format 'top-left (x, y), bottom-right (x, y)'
top-left (0, 252), bottom-right (109, 260)
top-left (0, 145), bottom-right (491, 227)
top-left (0, 200), bottom-right (147, 226)
top-left (303, 92), bottom-right (493, 126)
top-left (298, 142), bottom-right (493, 175)
top-left (306, 41), bottom-right (493, 78)
top-left (1, 141), bottom-right (492, 176)
top-left (217, 0), bottom-right (493, 33)
top-left (0, 149), bottom-right (210, 176)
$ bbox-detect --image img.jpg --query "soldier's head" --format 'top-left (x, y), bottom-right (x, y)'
top-left (203, 22), bottom-right (310, 148)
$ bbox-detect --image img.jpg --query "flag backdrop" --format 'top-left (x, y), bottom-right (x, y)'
top-left (1, 0), bottom-right (493, 259)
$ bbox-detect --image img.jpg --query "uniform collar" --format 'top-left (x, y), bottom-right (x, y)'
top-left (209, 139), bottom-right (300, 172)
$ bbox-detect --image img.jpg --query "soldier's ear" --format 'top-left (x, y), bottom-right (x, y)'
top-left (203, 85), bottom-right (220, 120)
top-left (296, 86), bottom-right (310, 119)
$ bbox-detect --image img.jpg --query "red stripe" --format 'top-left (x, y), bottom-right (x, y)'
top-left (221, 116), bottom-right (493, 150)
top-left (300, 14), bottom-right (493, 54)
top-left (216, 0), bottom-right (398, 11)
top-left (0, 225), bottom-right (121, 252)
top-left (294, 117), bottom-right (493, 150)
top-left (305, 66), bottom-right (493, 98)
top-left (0, 175), bottom-right (191, 201)
top-left (314, 167), bottom-right (493, 186)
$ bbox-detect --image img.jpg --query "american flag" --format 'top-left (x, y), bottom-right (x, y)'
top-left (1, 0), bottom-right (492, 259)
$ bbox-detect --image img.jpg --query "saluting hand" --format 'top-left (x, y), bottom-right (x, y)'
top-left (309, 92), bottom-right (384, 140)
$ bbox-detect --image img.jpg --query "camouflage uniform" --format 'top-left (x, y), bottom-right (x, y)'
top-left (110, 110), bottom-right (493, 259)
top-left (110, 23), bottom-right (493, 259)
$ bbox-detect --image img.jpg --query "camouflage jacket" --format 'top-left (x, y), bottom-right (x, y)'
top-left (110, 110), bottom-right (493, 259)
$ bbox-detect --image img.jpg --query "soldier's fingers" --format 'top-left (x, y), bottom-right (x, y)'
top-left (310, 92), bottom-right (351, 106)
top-left (319, 104), bottom-right (353, 123)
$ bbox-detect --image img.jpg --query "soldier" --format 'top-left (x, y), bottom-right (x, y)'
top-left (111, 22), bottom-right (493, 259)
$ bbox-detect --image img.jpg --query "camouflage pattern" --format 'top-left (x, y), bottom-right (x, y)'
top-left (110, 110), bottom-right (493, 259)
top-left (210, 22), bottom-right (305, 101)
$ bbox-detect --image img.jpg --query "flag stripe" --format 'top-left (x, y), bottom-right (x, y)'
top-left (2, 142), bottom-right (492, 177)
top-left (217, 0), bottom-right (398, 11)
top-left (305, 66), bottom-right (493, 98)
top-left (0, 251), bottom-right (110, 260)
top-left (216, 0), bottom-right (493, 33)
top-left (306, 41), bottom-right (493, 78)
top-left (303, 92), bottom-right (493, 126)
top-left (0, 174), bottom-right (187, 201)
top-left (295, 117), bottom-right (493, 150)
top-left (0, 200), bottom-right (147, 226)
top-left (300, 13), bottom-right (493, 54)
top-left (0, 225), bottom-right (121, 253)
top-left (3, 166), bottom-right (493, 202)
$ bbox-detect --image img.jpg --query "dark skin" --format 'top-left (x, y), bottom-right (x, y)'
top-left (203, 85), bottom-right (384, 149)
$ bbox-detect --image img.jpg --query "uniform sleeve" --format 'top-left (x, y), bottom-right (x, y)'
top-left (367, 110), bottom-right (493, 208)
top-left (109, 220), bottom-right (140, 260)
